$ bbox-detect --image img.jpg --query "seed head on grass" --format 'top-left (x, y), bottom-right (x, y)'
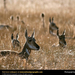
top-left (41, 13), bottom-right (45, 27)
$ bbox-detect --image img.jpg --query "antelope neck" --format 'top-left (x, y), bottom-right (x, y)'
top-left (18, 43), bottom-right (31, 59)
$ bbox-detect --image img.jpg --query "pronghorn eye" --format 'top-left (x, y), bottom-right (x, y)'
top-left (29, 39), bottom-right (32, 42)
top-left (60, 38), bottom-right (63, 40)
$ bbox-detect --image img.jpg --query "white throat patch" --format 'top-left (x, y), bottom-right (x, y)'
top-left (26, 49), bottom-right (30, 55)
top-left (27, 42), bottom-right (38, 50)
top-left (59, 41), bottom-right (66, 45)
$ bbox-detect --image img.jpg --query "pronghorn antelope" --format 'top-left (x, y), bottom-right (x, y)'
top-left (19, 30), bottom-right (40, 59)
top-left (49, 17), bottom-right (58, 35)
top-left (11, 33), bottom-right (21, 50)
top-left (0, 25), bottom-right (12, 30)
top-left (10, 15), bottom-right (25, 25)
top-left (57, 29), bottom-right (66, 47)
top-left (10, 15), bottom-right (19, 21)
top-left (16, 15), bottom-right (25, 24)
top-left (0, 30), bottom-right (40, 69)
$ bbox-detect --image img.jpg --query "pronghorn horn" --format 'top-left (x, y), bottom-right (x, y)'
top-left (52, 17), bottom-right (54, 22)
top-left (49, 17), bottom-right (51, 22)
top-left (16, 33), bottom-right (19, 40)
top-left (11, 33), bottom-right (13, 40)
top-left (63, 30), bottom-right (66, 35)
top-left (25, 29), bottom-right (28, 38)
top-left (31, 31), bottom-right (35, 38)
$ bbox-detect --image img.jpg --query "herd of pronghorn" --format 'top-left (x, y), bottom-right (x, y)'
top-left (0, 13), bottom-right (71, 68)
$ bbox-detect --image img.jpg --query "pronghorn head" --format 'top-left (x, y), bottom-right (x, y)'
top-left (25, 29), bottom-right (40, 50)
top-left (49, 17), bottom-right (58, 30)
top-left (57, 29), bottom-right (66, 47)
top-left (11, 33), bottom-right (21, 49)
top-left (5, 25), bottom-right (11, 29)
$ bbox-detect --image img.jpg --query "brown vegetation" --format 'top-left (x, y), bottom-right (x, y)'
top-left (0, 0), bottom-right (75, 70)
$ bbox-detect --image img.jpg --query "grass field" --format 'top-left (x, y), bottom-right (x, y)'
top-left (0, 0), bottom-right (75, 70)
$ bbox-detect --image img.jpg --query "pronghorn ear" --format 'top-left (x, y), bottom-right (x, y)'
top-left (16, 33), bottom-right (19, 40)
top-left (49, 18), bottom-right (51, 22)
top-left (52, 17), bottom-right (54, 22)
top-left (11, 33), bottom-right (13, 40)
top-left (25, 29), bottom-right (28, 38)
top-left (63, 30), bottom-right (66, 35)
top-left (31, 31), bottom-right (35, 38)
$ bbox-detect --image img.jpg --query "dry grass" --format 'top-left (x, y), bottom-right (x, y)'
top-left (0, 0), bottom-right (75, 70)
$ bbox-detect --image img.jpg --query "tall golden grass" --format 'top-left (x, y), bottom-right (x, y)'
top-left (0, 0), bottom-right (75, 70)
